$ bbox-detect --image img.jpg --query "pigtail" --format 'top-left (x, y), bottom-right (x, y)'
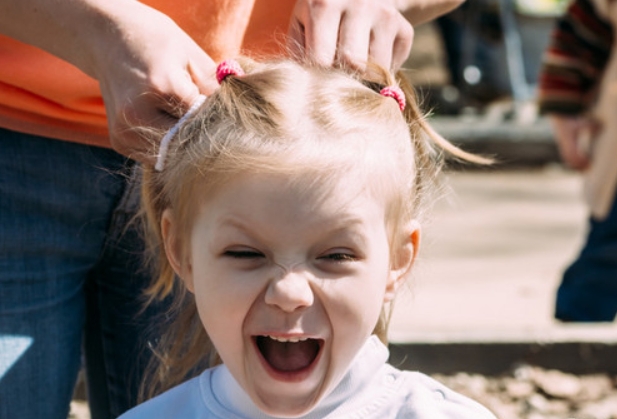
top-left (362, 64), bottom-right (491, 174)
top-left (138, 299), bottom-right (216, 402)
top-left (140, 167), bottom-right (176, 302)
top-left (138, 166), bottom-right (216, 401)
top-left (396, 72), bottom-right (492, 166)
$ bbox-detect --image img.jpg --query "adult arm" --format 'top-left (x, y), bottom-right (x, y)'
top-left (0, 0), bottom-right (465, 162)
top-left (289, 0), bottom-right (465, 71)
top-left (0, 0), bottom-right (217, 163)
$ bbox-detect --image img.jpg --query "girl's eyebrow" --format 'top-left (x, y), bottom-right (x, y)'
top-left (324, 223), bottom-right (370, 244)
top-left (216, 210), bottom-right (368, 226)
top-left (216, 216), bottom-right (249, 230)
top-left (212, 217), bottom-right (259, 239)
top-left (215, 214), bottom-right (370, 241)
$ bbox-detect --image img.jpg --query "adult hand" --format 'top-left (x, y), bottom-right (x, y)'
top-left (0, 0), bottom-right (218, 165)
top-left (549, 114), bottom-right (599, 171)
top-left (288, 0), bottom-right (415, 71)
top-left (90, 5), bottom-right (218, 164)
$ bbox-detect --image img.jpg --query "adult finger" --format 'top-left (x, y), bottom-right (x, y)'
top-left (369, 11), bottom-right (412, 71)
top-left (559, 141), bottom-right (590, 171)
top-left (106, 65), bottom-right (206, 164)
top-left (391, 20), bottom-right (414, 71)
top-left (336, 6), bottom-right (371, 70)
top-left (293, 1), bottom-right (341, 66)
top-left (187, 53), bottom-right (218, 101)
top-left (156, 73), bottom-right (203, 119)
top-left (550, 116), bottom-right (590, 171)
top-left (159, 50), bottom-right (216, 118)
top-left (368, 26), bottom-right (395, 72)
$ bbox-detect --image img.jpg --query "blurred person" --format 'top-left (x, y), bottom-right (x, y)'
top-left (432, 1), bottom-right (508, 114)
top-left (0, 1), bottom-right (467, 419)
top-left (538, 0), bottom-right (617, 321)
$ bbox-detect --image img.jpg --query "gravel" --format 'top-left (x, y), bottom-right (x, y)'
top-left (435, 365), bottom-right (617, 419)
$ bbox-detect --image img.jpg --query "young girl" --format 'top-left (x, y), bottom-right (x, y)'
top-left (120, 58), bottom-right (496, 418)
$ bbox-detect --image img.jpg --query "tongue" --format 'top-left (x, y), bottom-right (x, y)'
top-left (257, 337), bottom-right (319, 372)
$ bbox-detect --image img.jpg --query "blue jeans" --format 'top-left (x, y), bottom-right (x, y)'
top-left (555, 192), bottom-right (617, 322)
top-left (0, 129), bottom-right (164, 419)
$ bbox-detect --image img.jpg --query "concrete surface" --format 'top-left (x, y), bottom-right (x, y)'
top-left (432, 116), bottom-right (560, 167)
top-left (390, 166), bottom-right (585, 338)
top-left (387, 165), bottom-right (617, 374)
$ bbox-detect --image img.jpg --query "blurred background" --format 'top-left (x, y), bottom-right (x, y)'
top-left (394, 0), bottom-right (578, 342)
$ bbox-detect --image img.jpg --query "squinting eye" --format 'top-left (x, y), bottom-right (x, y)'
top-left (319, 252), bottom-right (357, 262)
top-left (223, 250), bottom-right (264, 259)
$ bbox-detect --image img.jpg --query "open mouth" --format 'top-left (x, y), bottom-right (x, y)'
top-left (255, 335), bottom-right (323, 373)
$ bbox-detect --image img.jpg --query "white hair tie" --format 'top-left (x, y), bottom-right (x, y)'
top-left (155, 94), bottom-right (207, 171)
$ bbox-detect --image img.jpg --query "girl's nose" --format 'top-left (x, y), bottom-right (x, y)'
top-left (264, 269), bottom-right (314, 312)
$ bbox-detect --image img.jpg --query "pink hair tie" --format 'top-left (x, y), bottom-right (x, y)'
top-left (216, 59), bottom-right (245, 84)
top-left (380, 86), bottom-right (406, 111)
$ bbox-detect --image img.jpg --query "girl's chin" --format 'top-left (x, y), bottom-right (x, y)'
top-left (252, 389), bottom-right (322, 418)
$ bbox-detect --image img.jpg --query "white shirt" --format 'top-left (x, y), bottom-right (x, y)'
top-left (118, 336), bottom-right (496, 419)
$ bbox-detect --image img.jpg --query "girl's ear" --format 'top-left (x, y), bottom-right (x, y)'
top-left (161, 209), bottom-right (194, 293)
top-left (385, 220), bottom-right (420, 302)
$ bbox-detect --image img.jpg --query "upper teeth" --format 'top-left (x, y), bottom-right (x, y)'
top-left (267, 335), bottom-right (308, 343)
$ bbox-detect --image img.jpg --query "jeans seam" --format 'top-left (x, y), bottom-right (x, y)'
top-left (87, 162), bottom-right (140, 418)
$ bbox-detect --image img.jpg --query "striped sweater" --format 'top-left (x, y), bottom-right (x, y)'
top-left (537, 0), bottom-right (614, 115)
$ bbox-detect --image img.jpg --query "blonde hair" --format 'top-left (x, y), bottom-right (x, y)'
top-left (139, 57), bottom-right (486, 400)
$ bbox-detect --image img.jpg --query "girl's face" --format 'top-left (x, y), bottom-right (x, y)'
top-left (163, 169), bottom-right (418, 417)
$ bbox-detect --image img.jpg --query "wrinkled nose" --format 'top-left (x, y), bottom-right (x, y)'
top-left (264, 268), bottom-right (314, 312)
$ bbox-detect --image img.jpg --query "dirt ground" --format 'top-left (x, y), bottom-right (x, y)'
top-left (439, 368), bottom-right (617, 419)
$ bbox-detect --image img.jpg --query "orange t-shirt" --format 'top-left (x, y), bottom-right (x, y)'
top-left (0, 0), bottom-right (295, 148)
